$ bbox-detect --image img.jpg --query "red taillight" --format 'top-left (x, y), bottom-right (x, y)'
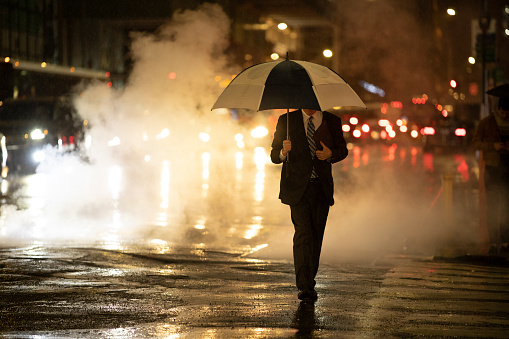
top-left (421, 127), bottom-right (435, 135)
top-left (455, 128), bottom-right (467, 137)
top-left (69, 136), bottom-right (74, 144)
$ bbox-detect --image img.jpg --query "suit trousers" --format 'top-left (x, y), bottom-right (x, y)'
top-left (290, 180), bottom-right (330, 291)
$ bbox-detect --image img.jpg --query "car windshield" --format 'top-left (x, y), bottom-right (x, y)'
top-left (0, 102), bottom-right (53, 120)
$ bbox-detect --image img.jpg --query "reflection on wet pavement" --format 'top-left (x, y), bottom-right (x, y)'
top-left (1, 246), bottom-right (509, 338)
top-left (0, 144), bottom-right (483, 268)
top-left (2, 144), bottom-right (503, 337)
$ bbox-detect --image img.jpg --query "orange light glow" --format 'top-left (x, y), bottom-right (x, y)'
top-left (352, 146), bottom-right (361, 168)
top-left (168, 72), bottom-right (177, 79)
top-left (349, 117), bottom-right (358, 125)
top-left (352, 130), bottom-right (362, 138)
top-left (361, 124), bottom-right (370, 133)
top-left (342, 124), bottom-right (351, 132)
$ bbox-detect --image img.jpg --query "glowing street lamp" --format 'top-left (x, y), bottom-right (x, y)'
top-left (323, 49), bottom-right (333, 58)
top-left (278, 23), bottom-right (287, 30)
top-left (447, 8), bottom-right (456, 16)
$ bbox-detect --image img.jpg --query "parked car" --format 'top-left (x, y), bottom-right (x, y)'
top-left (0, 97), bottom-right (85, 175)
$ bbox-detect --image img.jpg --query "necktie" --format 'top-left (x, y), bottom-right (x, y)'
top-left (307, 116), bottom-right (318, 178)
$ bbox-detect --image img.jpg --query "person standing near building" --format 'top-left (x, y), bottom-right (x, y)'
top-left (473, 96), bottom-right (509, 253)
top-left (270, 108), bottom-right (348, 301)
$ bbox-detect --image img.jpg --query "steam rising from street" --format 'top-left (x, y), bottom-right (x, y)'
top-left (0, 4), bottom-right (476, 262)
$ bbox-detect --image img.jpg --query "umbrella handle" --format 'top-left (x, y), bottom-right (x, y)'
top-left (286, 108), bottom-right (290, 162)
top-left (286, 108), bottom-right (290, 178)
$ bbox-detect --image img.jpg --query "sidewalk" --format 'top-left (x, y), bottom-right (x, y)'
top-left (1, 246), bottom-right (509, 338)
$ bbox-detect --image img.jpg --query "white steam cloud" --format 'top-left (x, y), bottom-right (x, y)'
top-left (0, 3), bottom-right (267, 248)
top-left (0, 3), bottom-right (469, 263)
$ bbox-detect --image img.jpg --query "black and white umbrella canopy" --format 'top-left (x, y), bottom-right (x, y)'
top-left (212, 59), bottom-right (366, 112)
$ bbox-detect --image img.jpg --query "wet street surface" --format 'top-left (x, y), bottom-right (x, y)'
top-left (1, 246), bottom-right (509, 338)
top-left (1, 144), bottom-right (508, 337)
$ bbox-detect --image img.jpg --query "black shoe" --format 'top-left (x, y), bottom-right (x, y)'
top-left (500, 243), bottom-right (509, 253)
top-left (298, 289), bottom-right (318, 301)
top-left (488, 244), bottom-right (500, 255)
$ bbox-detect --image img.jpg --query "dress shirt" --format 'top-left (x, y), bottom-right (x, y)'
top-left (279, 110), bottom-right (323, 161)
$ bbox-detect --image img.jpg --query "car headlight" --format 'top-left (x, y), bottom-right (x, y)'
top-left (251, 126), bottom-right (269, 139)
top-left (30, 129), bottom-right (46, 140)
top-left (32, 150), bottom-right (45, 162)
top-left (108, 136), bottom-right (121, 147)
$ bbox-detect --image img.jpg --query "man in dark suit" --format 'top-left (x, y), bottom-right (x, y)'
top-left (271, 108), bottom-right (348, 301)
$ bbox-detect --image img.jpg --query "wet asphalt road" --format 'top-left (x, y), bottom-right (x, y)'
top-left (1, 245), bottom-right (509, 338)
top-left (0, 144), bottom-right (506, 337)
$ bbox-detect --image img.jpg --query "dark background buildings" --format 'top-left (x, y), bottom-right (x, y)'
top-left (1, 0), bottom-right (508, 118)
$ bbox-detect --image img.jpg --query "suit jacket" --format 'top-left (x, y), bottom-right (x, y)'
top-left (270, 110), bottom-right (348, 206)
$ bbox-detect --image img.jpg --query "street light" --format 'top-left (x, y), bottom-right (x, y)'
top-left (447, 8), bottom-right (456, 16)
top-left (323, 49), bottom-right (333, 58)
top-left (277, 23), bottom-right (287, 30)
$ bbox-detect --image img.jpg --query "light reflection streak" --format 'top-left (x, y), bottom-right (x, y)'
top-left (21, 175), bottom-right (47, 239)
top-left (235, 151), bottom-right (243, 192)
top-left (202, 152), bottom-right (210, 197)
top-left (195, 217), bottom-right (206, 230)
top-left (352, 146), bottom-right (361, 168)
top-left (102, 166), bottom-right (124, 250)
top-left (244, 216), bottom-right (263, 239)
top-left (423, 153), bottom-right (434, 172)
top-left (411, 147), bottom-right (418, 166)
top-left (160, 160), bottom-right (171, 209)
top-left (399, 148), bottom-right (406, 160)
top-left (108, 165), bottom-right (123, 203)
top-left (150, 238), bottom-right (170, 254)
top-left (362, 151), bottom-right (369, 165)
top-left (384, 144), bottom-right (396, 162)
top-left (1, 179), bottom-right (8, 195)
top-left (155, 211), bottom-right (168, 227)
top-left (454, 154), bottom-right (469, 181)
top-left (235, 151), bottom-right (243, 170)
top-left (242, 243), bottom-right (268, 257)
top-left (253, 147), bottom-right (266, 202)
top-left (24, 174), bottom-right (47, 210)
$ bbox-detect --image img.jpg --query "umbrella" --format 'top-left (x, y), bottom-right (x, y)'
top-left (212, 58), bottom-right (366, 112)
top-left (487, 84), bottom-right (509, 98)
top-left (212, 57), bottom-right (366, 142)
